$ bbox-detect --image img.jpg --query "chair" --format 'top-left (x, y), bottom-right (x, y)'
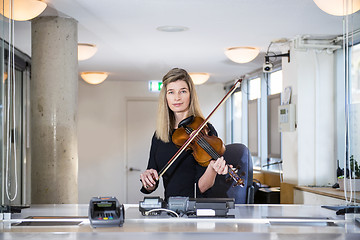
top-left (207, 143), bottom-right (254, 204)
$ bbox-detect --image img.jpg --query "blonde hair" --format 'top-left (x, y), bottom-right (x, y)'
top-left (156, 68), bottom-right (204, 142)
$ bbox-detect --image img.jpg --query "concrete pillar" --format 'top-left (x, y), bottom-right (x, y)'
top-left (31, 17), bottom-right (78, 204)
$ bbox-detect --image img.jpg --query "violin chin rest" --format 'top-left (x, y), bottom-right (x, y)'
top-left (178, 115), bottom-right (194, 128)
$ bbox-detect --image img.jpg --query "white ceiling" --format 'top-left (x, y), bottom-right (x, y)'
top-left (12, 0), bottom-right (360, 83)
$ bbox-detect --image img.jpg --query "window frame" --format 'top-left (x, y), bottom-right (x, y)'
top-left (227, 64), bottom-right (283, 172)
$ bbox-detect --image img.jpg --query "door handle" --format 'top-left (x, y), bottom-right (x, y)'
top-left (129, 167), bottom-right (141, 172)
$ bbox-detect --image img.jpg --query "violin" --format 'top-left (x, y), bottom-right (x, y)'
top-left (172, 116), bottom-right (225, 167)
top-left (172, 116), bottom-right (244, 187)
top-left (157, 78), bottom-right (245, 187)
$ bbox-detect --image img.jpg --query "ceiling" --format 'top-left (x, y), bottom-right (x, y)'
top-left (11, 0), bottom-right (360, 84)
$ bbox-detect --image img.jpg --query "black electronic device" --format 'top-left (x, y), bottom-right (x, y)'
top-left (167, 196), bottom-right (192, 214)
top-left (194, 198), bottom-right (235, 217)
top-left (88, 197), bottom-right (124, 228)
top-left (167, 197), bottom-right (235, 217)
top-left (139, 196), bottom-right (165, 215)
top-left (0, 205), bottom-right (29, 214)
top-left (139, 196), bottom-right (235, 217)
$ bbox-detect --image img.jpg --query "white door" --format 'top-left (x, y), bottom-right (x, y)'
top-left (126, 99), bottom-right (164, 203)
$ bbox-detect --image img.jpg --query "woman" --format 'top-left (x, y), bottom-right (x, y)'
top-left (140, 68), bottom-right (228, 200)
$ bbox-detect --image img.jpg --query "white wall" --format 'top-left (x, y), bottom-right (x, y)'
top-left (196, 83), bottom-right (226, 141)
top-left (282, 45), bottom-right (336, 186)
top-left (77, 80), bottom-right (226, 203)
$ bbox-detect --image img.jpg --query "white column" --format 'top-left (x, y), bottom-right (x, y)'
top-left (282, 45), bottom-right (336, 186)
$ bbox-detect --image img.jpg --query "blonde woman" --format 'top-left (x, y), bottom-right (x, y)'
top-left (140, 68), bottom-right (228, 200)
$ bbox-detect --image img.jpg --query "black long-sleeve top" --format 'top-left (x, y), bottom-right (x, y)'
top-left (140, 124), bottom-right (217, 200)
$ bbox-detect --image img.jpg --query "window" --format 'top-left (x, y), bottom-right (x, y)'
top-left (248, 77), bottom-right (261, 168)
top-left (266, 70), bottom-right (282, 171)
top-left (228, 71), bottom-right (283, 172)
top-left (231, 90), bottom-right (242, 143)
top-left (349, 43), bottom-right (360, 175)
top-left (269, 70), bottom-right (282, 95)
top-left (249, 77), bottom-right (261, 100)
top-left (351, 44), bottom-right (360, 103)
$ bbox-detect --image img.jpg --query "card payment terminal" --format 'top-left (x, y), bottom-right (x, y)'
top-left (88, 196), bottom-right (124, 228)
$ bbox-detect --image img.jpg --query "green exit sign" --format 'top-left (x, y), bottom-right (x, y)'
top-left (149, 81), bottom-right (163, 92)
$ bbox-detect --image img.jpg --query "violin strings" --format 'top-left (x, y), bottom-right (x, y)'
top-left (184, 126), bottom-right (243, 185)
top-left (197, 135), bottom-right (242, 184)
top-left (185, 127), bottom-right (219, 159)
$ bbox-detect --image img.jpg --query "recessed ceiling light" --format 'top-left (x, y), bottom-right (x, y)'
top-left (156, 26), bottom-right (189, 32)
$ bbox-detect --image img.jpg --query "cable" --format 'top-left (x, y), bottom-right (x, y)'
top-left (266, 42), bottom-right (273, 55)
top-left (5, 0), bottom-right (18, 202)
top-left (343, 0), bottom-right (355, 204)
top-left (11, 10), bottom-right (18, 202)
top-left (348, 0), bottom-right (356, 206)
top-left (144, 208), bottom-right (179, 218)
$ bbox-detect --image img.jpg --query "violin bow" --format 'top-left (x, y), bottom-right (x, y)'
top-left (158, 78), bottom-right (243, 178)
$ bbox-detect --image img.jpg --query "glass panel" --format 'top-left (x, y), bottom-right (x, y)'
top-left (266, 71), bottom-right (283, 172)
top-left (269, 70), bottom-right (283, 95)
top-left (0, 0), bottom-right (5, 206)
top-left (267, 94), bottom-right (281, 159)
top-left (349, 44), bottom-right (360, 179)
top-left (351, 44), bottom-right (360, 104)
top-left (2, 66), bottom-right (24, 205)
top-left (232, 91), bottom-right (242, 143)
top-left (249, 77), bottom-right (261, 100)
top-left (0, 8), bottom-right (32, 204)
top-left (248, 99), bottom-right (258, 158)
top-left (0, 9), bottom-right (31, 204)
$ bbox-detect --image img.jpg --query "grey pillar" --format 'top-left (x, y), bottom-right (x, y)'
top-left (31, 17), bottom-right (78, 204)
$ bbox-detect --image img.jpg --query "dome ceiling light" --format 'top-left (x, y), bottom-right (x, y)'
top-left (224, 47), bottom-right (260, 64)
top-left (78, 43), bottom-right (98, 61)
top-left (189, 72), bottom-right (210, 85)
top-left (0, 0), bottom-right (47, 21)
top-left (80, 72), bottom-right (108, 85)
top-left (313, 0), bottom-right (360, 16)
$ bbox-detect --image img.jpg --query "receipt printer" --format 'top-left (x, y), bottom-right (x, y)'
top-left (89, 197), bottom-right (124, 228)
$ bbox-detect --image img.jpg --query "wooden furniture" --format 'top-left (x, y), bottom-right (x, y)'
top-left (294, 186), bottom-right (360, 204)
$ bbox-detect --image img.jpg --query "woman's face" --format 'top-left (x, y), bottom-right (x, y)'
top-left (166, 80), bottom-right (191, 115)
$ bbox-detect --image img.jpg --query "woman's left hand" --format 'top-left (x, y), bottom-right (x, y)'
top-left (210, 156), bottom-right (228, 175)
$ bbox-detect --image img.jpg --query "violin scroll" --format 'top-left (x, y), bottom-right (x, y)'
top-left (227, 167), bottom-right (245, 187)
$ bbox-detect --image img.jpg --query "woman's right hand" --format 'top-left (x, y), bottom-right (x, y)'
top-left (140, 169), bottom-right (159, 191)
